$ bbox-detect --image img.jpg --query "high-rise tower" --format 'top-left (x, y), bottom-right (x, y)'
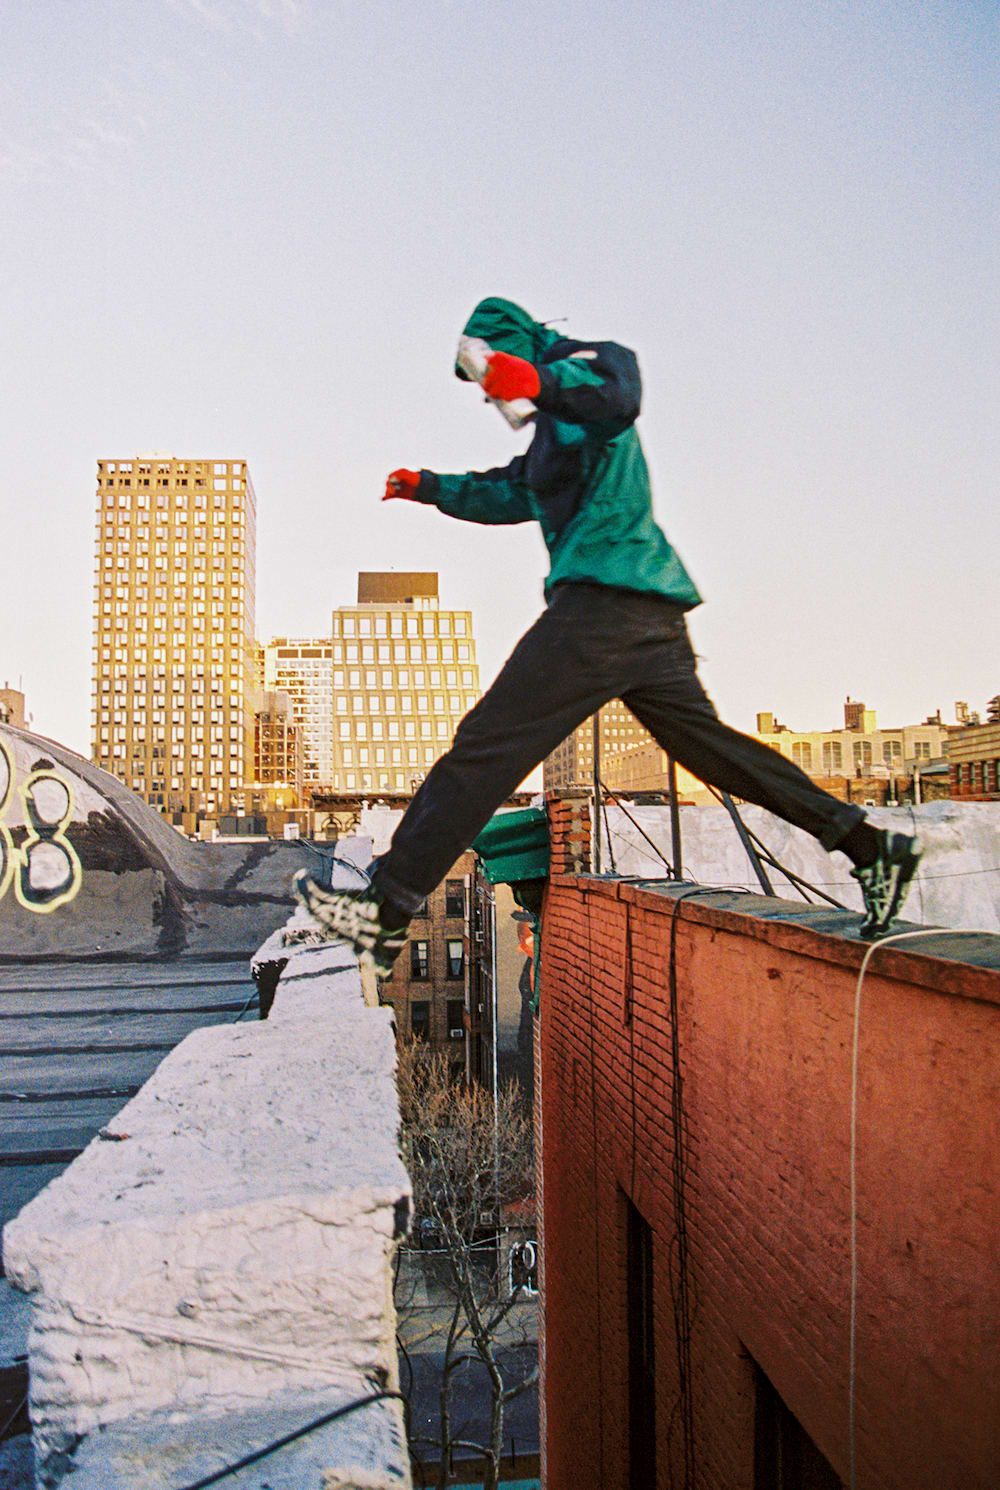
top-left (92, 454), bottom-right (257, 819)
top-left (331, 573), bottom-right (479, 794)
top-left (260, 574), bottom-right (482, 799)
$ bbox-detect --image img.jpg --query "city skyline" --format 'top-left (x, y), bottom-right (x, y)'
top-left (2, 3), bottom-right (996, 756)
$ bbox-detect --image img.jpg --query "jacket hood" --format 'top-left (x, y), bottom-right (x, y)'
top-left (455, 297), bottom-right (563, 377)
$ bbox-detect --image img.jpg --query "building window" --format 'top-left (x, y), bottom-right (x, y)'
top-left (410, 1000), bottom-right (430, 1040)
top-left (792, 742), bottom-right (812, 771)
top-left (883, 739), bottom-right (903, 766)
top-left (853, 740), bottom-right (872, 772)
top-left (410, 940), bottom-right (430, 980)
top-left (445, 879), bottom-right (464, 918)
top-left (446, 938), bottom-right (464, 980)
top-left (822, 740), bottom-right (843, 773)
top-left (753, 1363), bottom-right (840, 1490)
top-left (626, 1196), bottom-right (656, 1489)
top-left (447, 1000), bottom-right (465, 1039)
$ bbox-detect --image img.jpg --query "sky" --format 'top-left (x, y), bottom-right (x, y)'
top-left (2, 0), bottom-right (997, 760)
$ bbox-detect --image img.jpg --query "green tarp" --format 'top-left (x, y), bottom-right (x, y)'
top-left (471, 806), bottom-right (549, 886)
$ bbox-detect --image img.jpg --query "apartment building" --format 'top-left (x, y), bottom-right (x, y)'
top-left (252, 690), bottom-right (303, 801)
top-left (544, 699), bottom-right (653, 791)
top-left (92, 455), bottom-right (257, 817)
top-left (329, 572), bottom-right (480, 794)
top-left (261, 639), bottom-right (335, 791)
top-left (379, 856), bottom-right (473, 1067)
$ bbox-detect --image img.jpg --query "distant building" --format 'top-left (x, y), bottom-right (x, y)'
top-left (91, 455), bottom-right (258, 820)
top-left (251, 690), bottom-right (303, 803)
top-left (566, 694), bottom-right (950, 807)
top-left (261, 638), bottom-right (335, 791)
top-left (545, 700), bottom-right (688, 792)
top-left (329, 573), bottom-right (480, 794)
top-left (0, 686), bottom-right (26, 728)
top-left (947, 716), bottom-right (1000, 800)
top-left (379, 853), bottom-right (473, 1067)
top-left (753, 697), bottom-right (947, 779)
top-left (261, 574), bottom-right (481, 801)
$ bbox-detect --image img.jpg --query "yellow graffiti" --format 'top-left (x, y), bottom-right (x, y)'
top-left (14, 770), bottom-right (84, 914)
top-left (0, 743), bottom-right (84, 915)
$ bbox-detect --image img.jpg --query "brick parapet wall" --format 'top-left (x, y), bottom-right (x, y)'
top-left (537, 798), bottom-right (1000, 1490)
top-left (545, 789), bottom-right (591, 877)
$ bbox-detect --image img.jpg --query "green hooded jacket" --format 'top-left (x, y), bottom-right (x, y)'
top-left (414, 297), bottom-right (702, 608)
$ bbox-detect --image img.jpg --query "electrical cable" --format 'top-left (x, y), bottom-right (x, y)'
top-left (847, 928), bottom-right (986, 1490)
top-left (705, 787), bottom-right (848, 909)
top-left (662, 887), bottom-right (734, 1490)
top-left (175, 1388), bottom-right (408, 1490)
top-left (602, 786), bottom-right (619, 875)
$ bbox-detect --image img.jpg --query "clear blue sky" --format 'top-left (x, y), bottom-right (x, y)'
top-left (2, 0), bottom-right (997, 756)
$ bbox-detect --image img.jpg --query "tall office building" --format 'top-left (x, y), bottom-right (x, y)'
top-left (543, 699), bottom-right (653, 791)
top-left (330, 573), bottom-right (480, 794)
top-left (92, 454), bottom-right (257, 818)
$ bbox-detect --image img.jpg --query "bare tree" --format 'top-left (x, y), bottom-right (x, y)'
top-left (395, 1039), bottom-right (537, 1490)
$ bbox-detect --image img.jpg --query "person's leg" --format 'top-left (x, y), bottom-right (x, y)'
top-left (374, 585), bottom-right (633, 911)
top-left (620, 625), bottom-right (864, 849)
top-left (615, 607), bottom-right (920, 933)
top-left (294, 584), bottom-right (639, 966)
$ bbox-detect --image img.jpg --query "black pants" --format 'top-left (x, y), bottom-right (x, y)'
top-left (375, 584), bottom-right (864, 913)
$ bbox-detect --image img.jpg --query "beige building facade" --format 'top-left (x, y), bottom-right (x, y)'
top-left (544, 698), bottom-right (654, 792)
top-left (262, 639), bottom-right (335, 790)
top-left (551, 695), bottom-right (950, 805)
top-left (261, 575), bottom-right (482, 800)
top-left (753, 702), bottom-right (947, 776)
top-left (329, 573), bottom-right (480, 795)
top-left (91, 454), bottom-right (257, 817)
top-left (0, 687), bottom-right (26, 728)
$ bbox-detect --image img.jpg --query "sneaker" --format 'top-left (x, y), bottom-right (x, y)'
top-left (851, 831), bottom-right (922, 938)
top-left (292, 870), bottom-right (409, 976)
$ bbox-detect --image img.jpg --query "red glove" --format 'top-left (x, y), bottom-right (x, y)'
top-left (383, 469), bottom-right (421, 502)
top-left (482, 351), bottom-right (541, 402)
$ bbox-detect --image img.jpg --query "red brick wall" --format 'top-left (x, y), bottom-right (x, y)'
top-left (538, 803), bottom-right (1000, 1490)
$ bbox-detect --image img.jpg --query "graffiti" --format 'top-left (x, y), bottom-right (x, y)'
top-left (0, 741), bottom-right (84, 914)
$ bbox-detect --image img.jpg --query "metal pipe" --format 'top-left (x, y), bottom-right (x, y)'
top-left (667, 756), bottom-right (683, 881)
top-left (592, 710), bottom-right (602, 875)
top-left (717, 791), bottom-right (776, 896)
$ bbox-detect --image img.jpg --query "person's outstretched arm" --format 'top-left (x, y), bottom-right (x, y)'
top-left (384, 459), bottom-right (533, 525)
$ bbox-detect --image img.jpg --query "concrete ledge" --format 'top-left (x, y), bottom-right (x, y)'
top-left (3, 918), bottom-right (412, 1488)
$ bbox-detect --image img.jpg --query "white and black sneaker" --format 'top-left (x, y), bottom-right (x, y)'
top-left (851, 830), bottom-right (922, 939)
top-left (292, 870), bottom-right (409, 976)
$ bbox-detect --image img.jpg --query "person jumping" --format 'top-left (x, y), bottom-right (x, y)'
top-left (294, 297), bottom-right (921, 971)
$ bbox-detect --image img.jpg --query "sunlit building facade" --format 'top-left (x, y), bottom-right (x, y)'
top-left (91, 454), bottom-right (257, 817)
top-left (329, 573), bottom-right (480, 794)
top-left (544, 699), bottom-right (654, 792)
top-left (261, 639), bottom-right (336, 791)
